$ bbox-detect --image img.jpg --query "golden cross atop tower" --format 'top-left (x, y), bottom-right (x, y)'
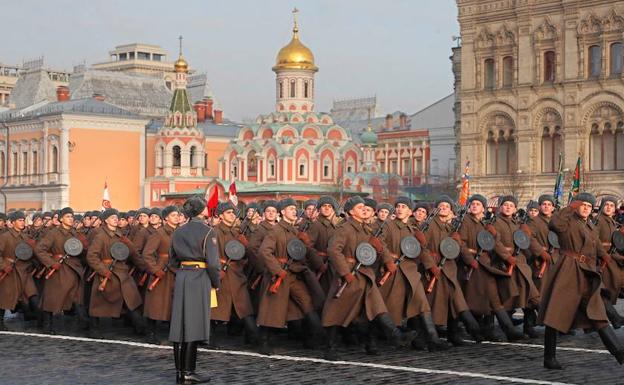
top-left (292, 7), bottom-right (299, 35)
top-left (178, 35), bottom-right (183, 56)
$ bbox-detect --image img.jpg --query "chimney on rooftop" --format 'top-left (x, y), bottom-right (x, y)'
top-left (194, 102), bottom-right (206, 123)
top-left (204, 98), bottom-right (214, 120)
top-left (214, 109), bottom-right (223, 124)
top-left (385, 114), bottom-right (393, 130)
top-left (399, 113), bottom-right (407, 129)
top-left (92, 93), bottom-right (105, 101)
top-left (56, 86), bottom-right (70, 102)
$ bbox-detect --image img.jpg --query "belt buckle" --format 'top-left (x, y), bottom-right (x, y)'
top-left (578, 254), bottom-right (587, 264)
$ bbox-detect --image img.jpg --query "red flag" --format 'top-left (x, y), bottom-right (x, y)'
top-left (458, 161), bottom-right (470, 206)
top-left (101, 181), bottom-right (111, 210)
top-left (228, 181), bottom-right (238, 206)
top-left (207, 185), bottom-right (218, 217)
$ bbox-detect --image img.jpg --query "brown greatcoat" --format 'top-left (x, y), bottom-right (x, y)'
top-left (86, 227), bottom-right (142, 318)
top-left (0, 229), bottom-right (37, 310)
top-left (130, 225), bottom-right (155, 272)
top-left (457, 214), bottom-right (510, 315)
top-left (246, 220), bottom-right (275, 278)
top-left (142, 224), bottom-right (176, 321)
top-left (538, 206), bottom-right (609, 332)
top-left (594, 213), bottom-right (624, 303)
top-left (322, 218), bottom-right (390, 327)
top-left (307, 215), bottom-right (342, 294)
top-left (257, 220), bottom-right (315, 328)
top-left (527, 213), bottom-right (556, 289)
top-left (420, 216), bottom-right (468, 325)
top-left (493, 215), bottom-right (540, 310)
top-left (35, 226), bottom-right (85, 313)
top-left (212, 222), bottom-right (254, 322)
top-left (378, 218), bottom-right (430, 325)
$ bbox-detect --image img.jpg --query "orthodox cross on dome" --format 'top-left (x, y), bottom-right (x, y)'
top-left (292, 7), bottom-right (299, 34)
top-left (178, 35), bottom-right (183, 56)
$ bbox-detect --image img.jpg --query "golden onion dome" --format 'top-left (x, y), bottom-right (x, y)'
top-left (174, 55), bottom-right (188, 73)
top-left (273, 23), bottom-right (318, 72)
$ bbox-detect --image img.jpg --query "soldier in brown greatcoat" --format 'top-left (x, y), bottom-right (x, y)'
top-left (457, 194), bottom-right (524, 341)
top-left (298, 199), bottom-right (318, 232)
top-left (0, 211), bottom-right (40, 330)
top-left (142, 205), bottom-right (179, 343)
top-left (540, 192), bottom-right (624, 369)
top-left (419, 195), bottom-right (482, 346)
top-left (594, 195), bottom-right (624, 328)
top-left (492, 195), bottom-right (541, 338)
top-left (130, 207), bottom-right (154, 287)
top-left (86, 208), bottom-right (144, 338)
top-left (212, 201), bottom-right (257, 345)
top-left (246, 200), bottom-right (278, 311)
top-left (306, 196), bottom-right (342, 295)
top-left (526, 194), bottom-right (557, 291)
top-left (35, 207), bottom-right (89, 333)
top-left (0, 212), bottom-right (7, 234)
top-left (379, 196), bottom-right (449, 351)
top-left (322, 196), bottom-right (415, 361)
top-left (256, 198), bottom-right (324, 355)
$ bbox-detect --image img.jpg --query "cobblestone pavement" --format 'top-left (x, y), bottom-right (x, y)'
top-left (2, 307), bottom-right (624, 385)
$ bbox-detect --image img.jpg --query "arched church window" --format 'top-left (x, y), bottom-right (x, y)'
top-left (544, 51), bottom-right (556, 83)
top-left (298, 156), bottom-right (307, 177)
top-left (290, 79), bottom-right (296, 98)
top-left (279, 81), bottom-right (284, 99)
top-left (172, 145), bottom-right (181, 167)
top-left (247, 150), bottom-right (256, 176)
top-left (304, 81), bottom-right (309, 98)
top-left (541, 125), bottom-right (562, 173)
top-left (268, 157), bottom-right (275, 177)
top-left (190, 146), bottom-right (197, 168)
top-left (51, 146), bottom-right (58, 173)
top-left (485, 115), bottom-right (517, 175)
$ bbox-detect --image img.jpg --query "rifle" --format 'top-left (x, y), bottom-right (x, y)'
top-left (374, 208), bottom-right (395, 238)
top-left (147, 265), bottom-right (169, 291)
top-left (419, 207), bottom-right (441, 233)
top-left (98, 260), bottom-right (117, 291)
top-left (378, 235), bottom-right (421, 287)
top-left (240, 207), bottom-right (257, 236)
top-left (269, 239), bottom-right (306, 294)
top-left (45, 254), bottom-right (69, 279)
top-left (0, 259), bottom-right (17, 282)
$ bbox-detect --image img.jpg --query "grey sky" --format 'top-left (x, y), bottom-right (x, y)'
top-left (1, 0), bottom-right (459, 121)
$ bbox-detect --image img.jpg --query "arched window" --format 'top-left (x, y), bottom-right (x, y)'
top-left (247, 150), bottom-right (256, 176)
top-left (346, 158), bottom-right (355, 173)
top-left (290, 79), bottom-right (296, 98)
top-left (484, 58), bottom-right (495, 89)
top-left (190, 146), bottom-right (197, 168)
top-left (502, 56), bottom-right (513, 87)
top-left (268, 157), bottom-right (275, 177)
top-left (541, 126), bottom-right (562, 172)
top-left (279, 81), bottom-right (284, 99)
top-left (32, 150), bottom-right (38, 175)
top-left (610, 42), bottom-right (623, 76)
top-left (298, 156), bottom-right (307, 177)
top-left (544, 51), bottom-right (556, 83)
top-left (22, 151), bottom-right (28, 175)
top-left (51, 146), bottom-right (58, 173)
top-left (322, 157), bottom-right (331, 178)
top-left (230, 159), bottom-right (238, 178)
top-left (172, 145), bottom-right (181, 167)
top-left (589, 45), bottom-right (602, 78)
top-left (158, 145), bottom-right (165, 168)
top-left (588, 105), bottom-right (624, 171)
top-left (304, 81), bottom-right (309, 98)
top-left (485, 115), bottom-right (517, 175)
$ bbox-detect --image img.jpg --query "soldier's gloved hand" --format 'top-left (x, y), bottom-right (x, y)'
top-left (343, 272), bottom-right (356, 284)
top-left (276, 269), bottom-right (288, 280)
top-left (384, 261), bottom-right (397, 274)
top-left (119, 236), bottom-right (133, 247)
top-left (369, 237), bottom-right (384, 253)
top-left (429, 265), bottom-right (441, 279)
top-left (26, 239), bottom-right (36, 249)
top-left (485, 224), bottom-right (497, 237)
top-left (2, 264), bottom-right (13, 274)
top-left (506, 256), bottom-right (517, 266)
top-left (77, 233), bottom-right (89, 250)
top-left (540, 250), bottom-right (552, 263)
top-left (154, 270), bottom-right (165, 279)
top-left (450, 232), bottom-right (462, 244)
top-left (413, 230), bottom-right (427, 246)
top-left (601, 253), bottom-right (612, 266)
top-left (51, 263), bottom-right (62, 271)
top-left (298, 232), bottom-right (312, 246)
top-left (470, 259), bottom-right (479, 270)
top-left (236, 234), bottom-right (249, 247)
top-left (101, 270), bottom-right (112, 279)
top-left (218, 270), bottom-right (225, 280)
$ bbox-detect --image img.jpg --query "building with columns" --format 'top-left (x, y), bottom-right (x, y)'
top-left (455, 0), bottom-right (624, 203)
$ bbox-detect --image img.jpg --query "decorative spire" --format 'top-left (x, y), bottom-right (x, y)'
top-left (292, 7), bottom-right (299, 38)
top-left (179, 35), bottom-right (183, 56)
top-left (174, 35), bottom-right (189, 73)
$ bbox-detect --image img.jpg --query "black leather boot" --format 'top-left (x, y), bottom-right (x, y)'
top-left (494, 309), bottom-right (524, 341)
top-left (459, 311), bottom-right (483, 343)
top-left (42, 312), bottom-right (55, 335)
top-left (598, 326), bottom-right (624, 365)
top-left (174, 342), bottom-right (184, 384)
top-left (242, 316), bottom-right (259, 345)
top-left (128, 309), bottom-right (147, 335)
top-left (523, 308), bottom-right (539, 338)
top-left (480, 314), bottom-right (503, 342)
top-left (406, 317), bottom-right (427, 350)
top-left (146, 319), bottom-right (160, 344)
top-left (75, 304), bottom-right (90, 331)
top-left (420, 313), bottom-right (451, 351)
top-left (89, 317), bottom-right (102, 339)
top-left (447, 318), bottom-right (466, 346)
top-left (324, 326), bottom-right (339, 361)
top-left (543, 326), bottom-right (562, 370)
top-left (28, 296), bottom-right (43, 327)
top-left (356, 321), bottom-right (379, 355)
top-left (604, 300), bottom-right (624, 329)
top-left (182, 341), bottom-right (210, 384)
top-left (302, 312), bottom-right (325, 349)
top-left (258, 327), bottom-right (273, 355)
top-left (376, 313), bottom-right (417, 347)
top-left (0, 309), bottom-right (6, 331)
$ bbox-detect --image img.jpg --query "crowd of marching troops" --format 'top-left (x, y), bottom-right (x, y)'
top-left (1, 191), bottom-right (624, 373)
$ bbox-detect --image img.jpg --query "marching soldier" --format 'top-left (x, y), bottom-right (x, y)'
top-left (299, 199), bottom-right (318, 231)
top-left (492, 195), bottom-right (541, 338)
top-left (540, 192), bottom-right (624, 369)
top-left (527, 201), bottom-right (539, 218)
top-left (168, 196), bottom-right (220, 384)
top-left (118, 212), bottom-right (131, 237)
top-left (594, 195), bottom-right (624, 328)
top-left (457, 194), bottom-right (523, 341)
top-left (0, 211), bottom-right (40, 330)
top-left (322, 196), bottom-right (416, 360)
top-left (34, 207), bottom-right (89, 333)
top-left (247, 200), bottom-right (278, 310)
top-left (420, 195), bottom-right (482, 346)
top-left (0, 213), bottom-right (7, 234)
top-left (412, 202), bottom-right (429, 227)
top-left (378, 196), bottom-right (449, 351)
top-left (256, 198), bottom-right (324, 355)
top-left (306, 196), bottom-right (342, 294)
top-left (212, 201), bottom-right (257, 345)
top-left (362, 198), bottom-right (377, 226)
top-left (526, 195), bottom-right (557, 290)
top-left (86, 208), bottom-right (144, 338)
top-left (142, 205), bottom-right (179, 344)
top-left (376, 203), bottom-right (392, 223)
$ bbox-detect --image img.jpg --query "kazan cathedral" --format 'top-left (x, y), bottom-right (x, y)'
top-left (215, 12), bottom-right (402, 204)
